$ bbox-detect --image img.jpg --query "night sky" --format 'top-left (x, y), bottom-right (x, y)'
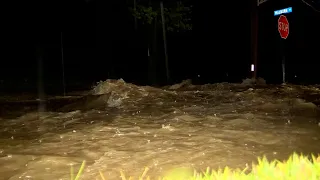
top-left (1, 0), bottom-right (320, 94)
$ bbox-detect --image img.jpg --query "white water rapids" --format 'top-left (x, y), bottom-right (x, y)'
top-left (0, 79), bottom-right (319, 179)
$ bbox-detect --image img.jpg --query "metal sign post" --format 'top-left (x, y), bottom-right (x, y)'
top-left (274, 8), bottom-right (292, 84)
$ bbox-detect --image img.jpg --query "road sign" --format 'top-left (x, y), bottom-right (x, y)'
top-left (274, 7), bottom-right (292, 16)
top-left (278, 15), bottom-right (289, 39)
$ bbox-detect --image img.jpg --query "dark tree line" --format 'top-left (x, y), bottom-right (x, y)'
top-left (127, 0), bottom-right (193, 84)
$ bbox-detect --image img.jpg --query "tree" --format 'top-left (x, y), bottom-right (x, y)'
top-left (128, 1), bottom-right (192, 84)
top-left (129, 1), bottom-right (192, 32)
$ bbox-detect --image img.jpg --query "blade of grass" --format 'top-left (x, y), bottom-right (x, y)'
top-left (139, 167), bottom-right (150, 180)
top-left (120, 170), bottom-right (127, 180)
top-left (70, 165), bottom-right (74, 180)
top-left (99, 170), bottom-right (106, 180)
top-left (74, 160), bottom-right (86, 180)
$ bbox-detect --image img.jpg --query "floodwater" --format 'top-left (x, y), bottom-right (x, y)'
top-left (0, 79), bottom-right (319, 180)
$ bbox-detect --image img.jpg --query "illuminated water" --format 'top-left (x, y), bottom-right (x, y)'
top-left (0, 79), bottom-right (319, 180)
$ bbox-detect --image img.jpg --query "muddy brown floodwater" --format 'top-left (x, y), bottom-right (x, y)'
top-left (0, 79), bottom-right (320, 180)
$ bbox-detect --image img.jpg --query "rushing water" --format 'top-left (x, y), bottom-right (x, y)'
top-left (0, 79), bottom-right (319, 180)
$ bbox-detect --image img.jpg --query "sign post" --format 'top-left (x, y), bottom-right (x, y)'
top-left (274, 7), bottom-right (292, 84)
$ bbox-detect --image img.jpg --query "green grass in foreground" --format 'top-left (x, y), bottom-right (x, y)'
top-left (70, 152), bottom-right (320, 180)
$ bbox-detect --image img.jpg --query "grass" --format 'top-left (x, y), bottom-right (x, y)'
top-left (70, 152), bottom-right (320, 180)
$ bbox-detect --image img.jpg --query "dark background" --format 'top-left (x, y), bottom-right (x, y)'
top-left (1, 0), bottom-right (319, 94)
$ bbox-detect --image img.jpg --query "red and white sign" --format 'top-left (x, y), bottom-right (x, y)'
top-left (278, 15), bottom-right (289, 39)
